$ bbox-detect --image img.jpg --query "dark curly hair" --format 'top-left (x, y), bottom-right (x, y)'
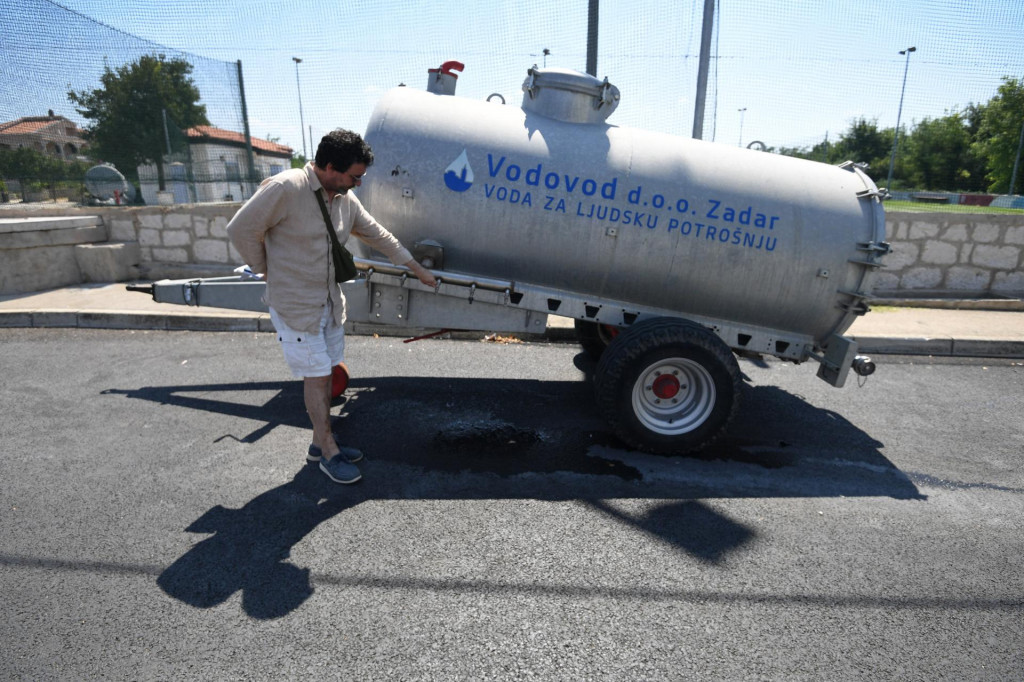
top-left (314, 129), bottom-right (374, 172)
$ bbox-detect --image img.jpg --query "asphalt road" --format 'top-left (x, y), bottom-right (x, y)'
top-left (1, 328), bottom-right (1022, 680)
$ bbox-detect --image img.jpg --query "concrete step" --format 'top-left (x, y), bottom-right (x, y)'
top-left (0, 216), bottom-right (111, 294)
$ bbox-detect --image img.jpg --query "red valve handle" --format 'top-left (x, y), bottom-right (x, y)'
top-left (430, 60), bottom-right (465, 77)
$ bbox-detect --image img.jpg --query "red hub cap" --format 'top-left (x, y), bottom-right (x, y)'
top-left (652, 373), bottom-right (680, 399)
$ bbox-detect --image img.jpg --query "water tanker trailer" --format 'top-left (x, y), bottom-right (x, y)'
top-left (141, 63), bottom-right (889, 455)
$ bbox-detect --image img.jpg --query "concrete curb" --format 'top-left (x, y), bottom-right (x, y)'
top-left (853, 334), bottom-right (1024, 358)
top-left (0, 309), bottom-right (270, 332)
top-left (2, 307), bottom-right (1023, 359)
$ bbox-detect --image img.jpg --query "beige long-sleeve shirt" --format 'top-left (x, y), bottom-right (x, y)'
top-left (226, 163), bottom-right (413, 333)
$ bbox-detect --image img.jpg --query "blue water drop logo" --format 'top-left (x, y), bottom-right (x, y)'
top-left (444, 150), bottom-right (474, 192)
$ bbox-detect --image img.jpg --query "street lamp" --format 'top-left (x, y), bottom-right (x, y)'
top-left (886, 46), bottom-right (916, 190)
top-left (292, 57), bottom-right (307, 161)
top-left (738, 108), bottom-right (747, 147)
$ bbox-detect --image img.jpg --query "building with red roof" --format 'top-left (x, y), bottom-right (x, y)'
top-left (0, 112), bottom-right (89, 160)
top-left (138, 125), bottom-right (293, 204)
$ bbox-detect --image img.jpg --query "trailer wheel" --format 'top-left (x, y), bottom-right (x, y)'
top-left (574, 319), bottom-right (620, 360)
top-left (594, 318), bottom-right (742, 454)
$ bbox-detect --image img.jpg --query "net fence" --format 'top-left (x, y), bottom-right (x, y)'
top-left (1, 0), bottom-right (246, 204)
top-left (3, 0), bottom-right (1023, 205)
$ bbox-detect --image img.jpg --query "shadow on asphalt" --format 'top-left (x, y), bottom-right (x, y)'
top-left (156, 465), bottom-right (365, 619)
top-left (105, 362), bottom-right (922, 619)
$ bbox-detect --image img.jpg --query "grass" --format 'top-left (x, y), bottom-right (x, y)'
top-left (885, 200), bottom-right (1023, 214)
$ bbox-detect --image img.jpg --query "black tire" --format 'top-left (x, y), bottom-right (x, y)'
top-left (574, 319), bottom-right (620, 361)
top-left (593, 317), bottom-right (742, 454)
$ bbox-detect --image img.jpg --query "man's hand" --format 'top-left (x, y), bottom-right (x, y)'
top-left (405, 259), bottom-right (437, 288)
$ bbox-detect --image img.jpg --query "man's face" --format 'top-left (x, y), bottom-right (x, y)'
top-left (325, 162), bottom-right (367, 194)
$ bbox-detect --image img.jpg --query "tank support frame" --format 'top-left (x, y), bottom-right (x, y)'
top-left (140, 255), bottom-right (856, 387)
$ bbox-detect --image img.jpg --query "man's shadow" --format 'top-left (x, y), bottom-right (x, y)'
top-left (155, 465), bottom-right (363, 619)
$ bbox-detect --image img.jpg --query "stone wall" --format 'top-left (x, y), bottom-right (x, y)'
top-left (73, 203), bottom-right (242, 280)
top-left (874, 213), bottom-right (1024, 297)
top-left (2, 203), bottom-right (1023, 298)
top-left (103, 203), bottom-right (242, 279)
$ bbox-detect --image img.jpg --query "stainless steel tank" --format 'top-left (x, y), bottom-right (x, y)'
top-left (360, 67), bottom-right (887, 348)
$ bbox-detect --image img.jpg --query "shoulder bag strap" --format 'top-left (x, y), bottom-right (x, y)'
top-left (313, 187), bottom-right (357, 283)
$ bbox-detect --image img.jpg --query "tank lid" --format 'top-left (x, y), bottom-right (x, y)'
top-left (521, 67), bottom-right (620, 124)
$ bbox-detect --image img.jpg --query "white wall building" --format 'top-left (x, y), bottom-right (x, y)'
top-left (138, 126), bottom-right (292, 205)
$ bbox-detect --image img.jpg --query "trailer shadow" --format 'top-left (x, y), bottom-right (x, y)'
top-left (105, 368), bottom-right (921, 619)
top-left (102, 371), bottom-right (917, 500)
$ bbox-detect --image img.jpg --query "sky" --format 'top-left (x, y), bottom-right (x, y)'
top-left (4, 0), bottom-right (1024, 156)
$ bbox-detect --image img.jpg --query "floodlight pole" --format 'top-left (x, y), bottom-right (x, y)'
top-left (886, 47), bottom-right (916, 190)
top-left (293, 57), bottom-right (307, 160)
top-left (738, 108), bottom-right (747, 147)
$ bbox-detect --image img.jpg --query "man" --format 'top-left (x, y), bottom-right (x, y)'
top-left (227, 129), bottom-right (436, 484)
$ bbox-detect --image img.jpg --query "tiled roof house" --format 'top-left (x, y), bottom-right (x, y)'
top-left (185, 125), bottom-right (293, 158)
top-left (0, 112), bottom-right (89, 159)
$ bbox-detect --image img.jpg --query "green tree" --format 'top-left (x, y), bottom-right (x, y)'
top-left (961, 102), bottom-right (990, 192)
top-left (972, 77), bottom-right (1024, 194)
top-left (0, 147), bottom-right (42, 193)
top-left (832, 118), bottom-right (892, 182)
top-left (68, 54), bottom-right (209, 191)
top-left (776, 119), bottom-right (893, 180)
top-left (0, 147), bottom-right (90, 202)
top-left (902, 111), bottom-right (986, 192)
top-left (774, 143), bottom-right (823, 162)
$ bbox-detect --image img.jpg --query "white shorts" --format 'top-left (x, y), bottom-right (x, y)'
top-left (269, 305), bottom-right (345, 378)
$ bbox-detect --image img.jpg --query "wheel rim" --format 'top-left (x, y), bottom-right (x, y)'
top-left (631, 358), bottom-right (716, 435)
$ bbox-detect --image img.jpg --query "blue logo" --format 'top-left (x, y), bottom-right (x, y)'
top-left (444, 150), bottom-right (474, 192)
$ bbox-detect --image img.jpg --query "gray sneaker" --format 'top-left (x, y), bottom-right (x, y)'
top-left (319, 455), bottom-right (361, 484)
top-left (307, 443), bottom-right (364, 464)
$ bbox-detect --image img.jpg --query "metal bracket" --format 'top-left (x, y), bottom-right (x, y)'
top-left (522, 66), bottom-right (539, 99)
top-left (182, 280), bottom-right (201, 306)
top-left (857, 240), bottom-right (892, 255)
top-left (814, 334), bottom-right (859, 387)
top-left (856, 187), bottom-right (886, 200)
top-left (369, 282), bottom-right (411, 323)
top-left (598, 77), bottom-right (617, 109)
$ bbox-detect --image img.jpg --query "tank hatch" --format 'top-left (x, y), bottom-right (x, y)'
top-left (521, 67), bottom-right (620, 124)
